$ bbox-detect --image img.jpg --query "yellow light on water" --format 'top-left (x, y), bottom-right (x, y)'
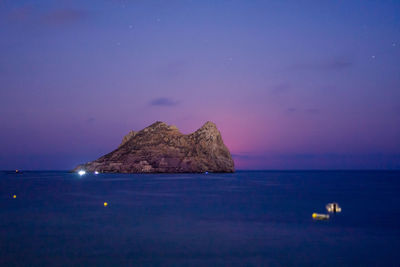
top-left (104, 202), bottom-right (108, 207)
top-left (312, 213), bottom-right (329, 220)
top-left (12, 195), bottom-right (16, 199)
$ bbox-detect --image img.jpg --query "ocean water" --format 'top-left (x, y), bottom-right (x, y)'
top-left (0, 171), bottom-right (399, 266)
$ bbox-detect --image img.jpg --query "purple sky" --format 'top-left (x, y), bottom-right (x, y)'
top-left (1, 0), bottom-right (399, 170)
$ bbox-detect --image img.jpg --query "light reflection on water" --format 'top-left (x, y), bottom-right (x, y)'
top-left (0, 170), bottom-right (399, 266)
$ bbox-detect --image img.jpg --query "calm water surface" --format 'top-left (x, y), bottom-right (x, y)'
top-left (0, 171), bottom-right (399, 266)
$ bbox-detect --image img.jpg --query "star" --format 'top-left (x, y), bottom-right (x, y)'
top-left (371, 55), bottom-right (376, 59)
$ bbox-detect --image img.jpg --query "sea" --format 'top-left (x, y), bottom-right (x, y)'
top-left (0, 170), bottom-right (399, 266)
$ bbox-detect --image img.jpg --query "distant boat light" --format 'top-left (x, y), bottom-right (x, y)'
top-left (78, 170), bottom-right (86, 176)
top-left (94, 171), bottom-right (99, 175)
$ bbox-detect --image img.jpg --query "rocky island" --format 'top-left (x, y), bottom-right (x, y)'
top-left (73, 121), bottom-right (234, 173)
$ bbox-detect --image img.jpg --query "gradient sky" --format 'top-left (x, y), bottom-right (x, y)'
top-left (1, 0), bottom-right (399, 170)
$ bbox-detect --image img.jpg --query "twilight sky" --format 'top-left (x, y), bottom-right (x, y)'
top-left (1, 0), bottom-right (399, 170)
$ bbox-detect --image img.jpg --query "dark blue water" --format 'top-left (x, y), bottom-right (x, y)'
top-left (0, 171), bottom-right (399, 266)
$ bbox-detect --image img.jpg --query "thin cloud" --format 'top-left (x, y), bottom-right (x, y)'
top-left (6, 6), bottom-right (33, 22)
top-left (270, 83), bottom-right (292, 95)
top-left (86, 117), bottom-right (96, 124)
top-left (285, 108), bottom-right (320, 114)
top-left (42, 8), bottom-right (88, 25)
top-left (149, 97), bottom-right (179, 107)
top-left (4, 6), bottom-right (89, 26)
top-left (157, 60), bottom-right (188, 77)
top-left (289, 57), bottom-right (353, 72)
top-left (305, 108), bottom-right (320, 114)
top-left (232, 154), bottom-right (254, 160)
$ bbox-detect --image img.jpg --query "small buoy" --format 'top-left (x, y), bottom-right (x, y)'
top-left (104, 202), bottom-right (108, 207)
top-left (312, 213), bottom-right (329, 220)
top-left (12, 195), bottom-right (16, 199)
top-left (326, 203), bottom-right (341, 213)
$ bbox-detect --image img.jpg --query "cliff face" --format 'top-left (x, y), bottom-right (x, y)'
top-left (73, 121), bottom-right (235, 173)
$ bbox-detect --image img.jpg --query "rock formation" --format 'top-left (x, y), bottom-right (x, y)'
top-left (73, 121), bottom-right (235, 173)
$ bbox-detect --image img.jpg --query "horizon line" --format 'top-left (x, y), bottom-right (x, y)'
top-left (1, 169), bottom-right (399, 172)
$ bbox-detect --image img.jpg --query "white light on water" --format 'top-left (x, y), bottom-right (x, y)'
top-left (94, 171), bottom-right (99, 175)
top-left (78, 170), bottom-right (86, 176)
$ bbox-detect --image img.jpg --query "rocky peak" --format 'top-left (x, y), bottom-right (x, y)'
top-left (143, 121), bottom-right (180, 133)
top-left (197, 121), bottom-right (218, 132)
top-left (200, 121), bottom-right (217, 129)
top-left (192, 121), bottom-right (221, 140)
top-left (119, 130), bottom-right (137, 148)
top-left (73, 121), bottom-right (234, 173)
